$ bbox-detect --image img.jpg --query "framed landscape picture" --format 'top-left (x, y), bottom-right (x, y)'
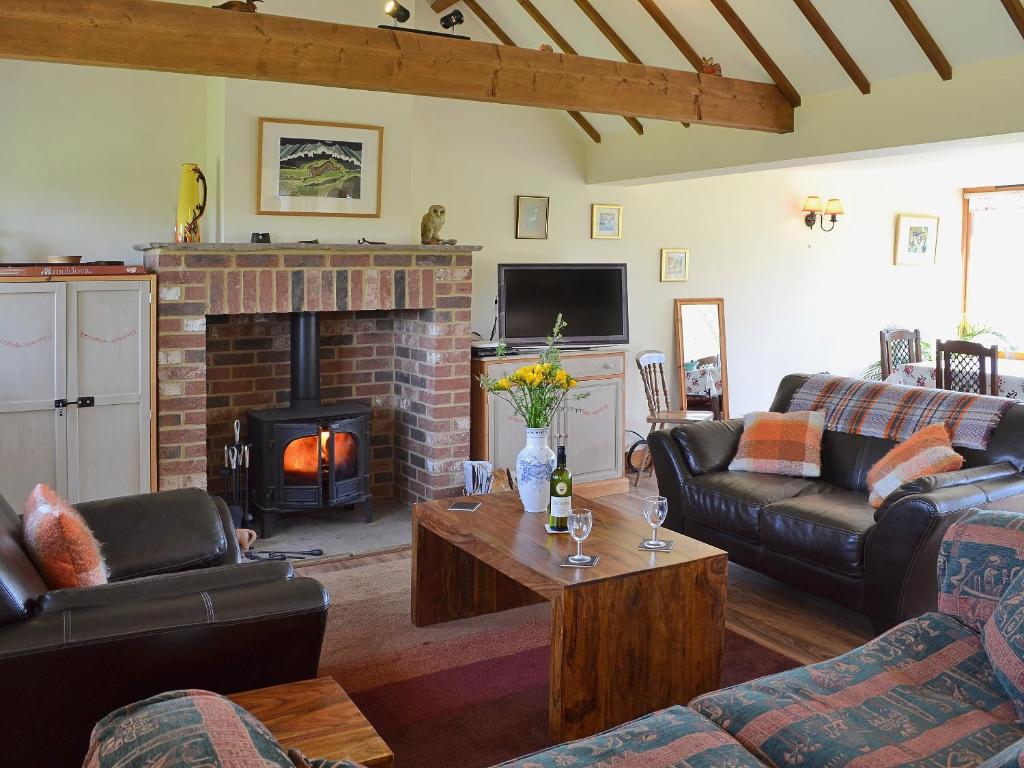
top-left (258, 118), bottom-right (383, 218)
top-left (660, 249), bottom-right (690, 282)
top-left (516, 195), bottom-right (550, 239)
top-left (591, 204), bottom-right (623, 239)
top-left (893, 214), bottom-right (939, 265)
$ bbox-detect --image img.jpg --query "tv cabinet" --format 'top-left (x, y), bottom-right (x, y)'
top-left (470, 348), bottom-right (626, 492)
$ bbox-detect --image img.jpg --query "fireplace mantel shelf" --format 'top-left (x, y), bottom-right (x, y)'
top-left (135, 242), bottom-right (483, 253)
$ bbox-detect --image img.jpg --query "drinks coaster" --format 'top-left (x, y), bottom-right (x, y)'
top-left (639, 539), bottom-right (676, 552)
top-left (545, 524), bottom-right (569, 534)
top-left (560, 554), bottom-right (600, 567)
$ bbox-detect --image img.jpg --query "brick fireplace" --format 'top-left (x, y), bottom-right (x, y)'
top-left (139, 243), bottom-right (479, 503)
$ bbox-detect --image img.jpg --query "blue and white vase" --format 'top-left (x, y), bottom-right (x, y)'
top-left (516, 427), bottom-right (556, 513)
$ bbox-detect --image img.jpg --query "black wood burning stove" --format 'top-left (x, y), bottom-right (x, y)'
top-left (248, 312), bottom-right (372, 537)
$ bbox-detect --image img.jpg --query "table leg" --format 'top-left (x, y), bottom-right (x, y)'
top-left (411, 517), bottom-right (545, 627)
top-left (548, 554), bottom-right (726, 741)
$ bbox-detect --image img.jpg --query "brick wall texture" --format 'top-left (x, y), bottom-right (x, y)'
top-left (144, 247), bottom-right (475, 504)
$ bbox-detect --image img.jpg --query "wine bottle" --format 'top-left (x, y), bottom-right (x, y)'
top-left (549, 446), bottom-right (572, 532)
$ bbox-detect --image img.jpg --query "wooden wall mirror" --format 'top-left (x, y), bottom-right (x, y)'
top-left (674, 298), bottom-right (729, 419)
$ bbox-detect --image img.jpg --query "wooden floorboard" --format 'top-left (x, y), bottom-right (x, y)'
top-left (301, 476), bottom-right (874, 665)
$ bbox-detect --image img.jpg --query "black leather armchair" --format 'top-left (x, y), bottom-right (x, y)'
top-left (649, 374), bottom-right (1024, 634)
top-left (0, 488), bottom-right (329, 767)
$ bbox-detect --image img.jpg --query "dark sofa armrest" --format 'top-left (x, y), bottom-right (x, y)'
top-left (77, 489), bottom-right (241, 581)
top-left (879, 462), bottom-right (1020, 512)
top-left (864, 471), bottom-right (1024, 633)
top-left (648, 418), bottom-right (744, 534)
top-left (0, 576), bottom-right (329, 765)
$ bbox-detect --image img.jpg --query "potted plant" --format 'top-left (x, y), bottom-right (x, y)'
top-left (479, 315), bottom-right (588, 513)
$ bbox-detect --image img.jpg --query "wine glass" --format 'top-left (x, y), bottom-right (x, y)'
top-left (567, 509), bottom-right (593, 564)
top-left (642, 496), bottom-right (669, 548)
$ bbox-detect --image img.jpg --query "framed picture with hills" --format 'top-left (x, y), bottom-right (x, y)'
top-left (258, 118), bottom-right (383, 218)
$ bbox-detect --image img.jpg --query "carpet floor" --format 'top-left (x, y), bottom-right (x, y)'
top-left (311, 555), bottom-right (799, 768)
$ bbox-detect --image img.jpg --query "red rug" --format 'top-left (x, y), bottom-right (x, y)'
top-left (307, 554), bottom-right (799, 768)
top-left (349, 631), bottom-right (797, 768)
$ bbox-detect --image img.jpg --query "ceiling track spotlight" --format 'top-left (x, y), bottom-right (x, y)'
top-left (378, 1), bottom-right (470, 39)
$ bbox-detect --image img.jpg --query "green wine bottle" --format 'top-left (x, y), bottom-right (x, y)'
top-left (549, 446), bottom-right (572, 532)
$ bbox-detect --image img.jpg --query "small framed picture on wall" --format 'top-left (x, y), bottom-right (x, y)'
top-left (515, 195), bottom-right (550, 239)
top-left (591, 204), bottom-right (623, 239)
top-left (893, 214), bottom-right (939, 265)
top-left (660, 249), bottom-right (690, 282)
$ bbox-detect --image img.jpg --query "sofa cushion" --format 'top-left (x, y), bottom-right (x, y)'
top-left (938, 509), bottom-right (1024, 632)
top-left (729, 411), bottom-right (825, 478)
top-left (494, 705), bottom-right (767, 768)
top-left (23, 483), bottom-right (108, 589)
top-left (672, 418), bottom-right (744, 476)
top-left (867, 423), bottom-right (965, 508)
top-left (685, 472), bottom-right (834, 543)
top-left (692, 613), bottom-right (1023, 768)
top-left (984, 568), bottom-right (1024, 720)
top-left (761, 489), bottom-right (876, 577)
top-left (819, 429), bottom-right (897, 492)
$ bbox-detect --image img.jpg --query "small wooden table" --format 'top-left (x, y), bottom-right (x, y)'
top-left (412, 492), bottom-right (728, 741)
top-left (228, 677), bottom-right (393, 767)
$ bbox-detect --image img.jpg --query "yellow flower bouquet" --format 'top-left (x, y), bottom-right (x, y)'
top-left (479, 315), bottom-right (589, 428)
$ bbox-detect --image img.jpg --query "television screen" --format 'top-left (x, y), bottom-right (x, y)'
top-left (498, 264), bottom-right (629, 345)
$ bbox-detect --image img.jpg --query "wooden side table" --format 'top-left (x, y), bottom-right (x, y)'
top-left (229, 677), bottom-right (393, 767)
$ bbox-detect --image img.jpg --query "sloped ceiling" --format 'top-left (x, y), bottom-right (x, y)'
top-left (441, 0), bottom-right (1024, 139)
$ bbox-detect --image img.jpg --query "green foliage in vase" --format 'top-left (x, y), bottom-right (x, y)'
top-left (478, 314), bottom-right (589, 429)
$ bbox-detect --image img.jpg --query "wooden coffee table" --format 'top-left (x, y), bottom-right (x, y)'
top-left (228, 677), bottom-right (393, 767)
top-left (411, 492), bottom-right (727, 741)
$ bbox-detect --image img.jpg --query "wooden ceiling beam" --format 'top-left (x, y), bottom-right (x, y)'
top-left (570, 0), bottom-right (693, 128)
top-left (635, 0), bottom-right (702, 71)
top-left (888, 0), bottom-right (951, 80)
top-left (709, 0), bottom-right (801, 107)
top-left (792, 0), bottom-right (871, 94)
top-left (515, 0), bottom-right (641, 136)
top-left (459, 0), bottom-right (602, 142)
top-left (1001, 0), bottom-right (1024, 40)
top-left (430, 1), bottom-right (460, 12)
top-left (0, 1), bottom-right (793, 130)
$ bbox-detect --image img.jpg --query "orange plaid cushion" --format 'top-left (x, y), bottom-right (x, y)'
top-left (867, 423), bottom-right (964, 508)
top-left (728, 411), bottom-right (825, 478)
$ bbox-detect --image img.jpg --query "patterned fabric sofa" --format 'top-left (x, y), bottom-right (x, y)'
top-left (494, 507), bottom-right (1024, 768)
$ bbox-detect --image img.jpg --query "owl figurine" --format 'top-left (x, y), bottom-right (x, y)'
top-left (420, 205), bottom-right (457, 246)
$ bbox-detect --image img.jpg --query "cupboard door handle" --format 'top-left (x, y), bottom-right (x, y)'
top-left (55, 397), bottom-right (95, 409)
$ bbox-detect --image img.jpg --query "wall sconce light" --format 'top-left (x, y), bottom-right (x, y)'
top-left (802, 196), bottom-right (843, 232)
top-left (384, 1), bottom-right (411, 24)
top-left (440, 9), bottom-right (465, 31)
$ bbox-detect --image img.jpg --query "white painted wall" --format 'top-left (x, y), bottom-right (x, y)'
top-left (0, 61), bottom-right (206, 263)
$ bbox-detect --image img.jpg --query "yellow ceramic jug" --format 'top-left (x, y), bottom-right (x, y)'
top-left (175, 163), bottom-right (208, 243)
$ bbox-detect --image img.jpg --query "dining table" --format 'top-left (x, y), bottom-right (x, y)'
top-left (885, 358), bottom-right (1024, 401)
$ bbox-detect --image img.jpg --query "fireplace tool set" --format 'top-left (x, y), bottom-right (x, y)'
top-left (221, 419), bottom-right (325, 562)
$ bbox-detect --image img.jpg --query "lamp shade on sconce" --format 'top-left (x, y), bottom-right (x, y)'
top-left (824, 198), bottom-right (844, 216)
top-left (384, 1), bottom-right (410, 23)
top-left (802, 196), bottom-right (823, 213)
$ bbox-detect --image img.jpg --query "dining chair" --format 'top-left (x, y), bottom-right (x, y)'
top-left (880, 328), bottom-right (923, 380)
top-left (634, 350), bottom-right (720, 486)
top-left (935, 339), bottom-right (999, 395)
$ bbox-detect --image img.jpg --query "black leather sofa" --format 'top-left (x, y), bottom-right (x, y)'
top-left (649, 373), bottom-right (1024, 634)
top-left (0, 488), bottom-right (330, 767)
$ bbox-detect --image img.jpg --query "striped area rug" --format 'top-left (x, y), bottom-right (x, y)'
top-left (307, 552), bottom-right (799, 768)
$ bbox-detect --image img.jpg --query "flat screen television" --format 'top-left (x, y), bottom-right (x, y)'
top-left (498, 264), bottom-right (629, 346)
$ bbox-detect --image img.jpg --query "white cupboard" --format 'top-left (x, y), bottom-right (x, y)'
top-left (0, 278), bottom-right (155, 507)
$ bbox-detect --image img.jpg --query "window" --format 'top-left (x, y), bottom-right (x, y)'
top-left (963, 186), bottom-right (1024, 354)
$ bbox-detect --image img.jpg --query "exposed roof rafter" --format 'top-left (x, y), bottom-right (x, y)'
top-left (634, 0), bottom-right (702, 71)
top-left (459, 0), bottom-right (602, 143)
top-left (888, 0), bottom-right (952, 80)
top-left (792, 0), bottom-right (871, 94)
top-left (514, 0), bottom-right (642, 136)
top-left (1001, 0), bottom-right (1024, 40)
top-left (709, 0), bottom-right (800, 107)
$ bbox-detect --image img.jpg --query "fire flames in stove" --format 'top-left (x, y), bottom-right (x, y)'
top-left (282, 429), bottom-right (359, 486)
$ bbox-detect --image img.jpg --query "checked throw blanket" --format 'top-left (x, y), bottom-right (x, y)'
top-left (787, 374), bottom-right (1013, 450)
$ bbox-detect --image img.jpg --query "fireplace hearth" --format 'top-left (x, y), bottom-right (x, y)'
top-left (248, 312), bottom-right (372, 536)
